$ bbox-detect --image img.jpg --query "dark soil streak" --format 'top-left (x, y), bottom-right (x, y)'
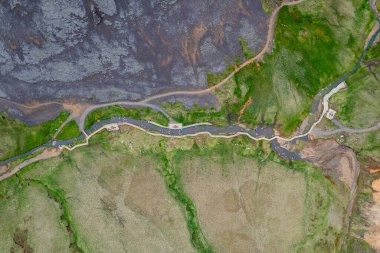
top-left (12, 228), bottom-right (33, 253)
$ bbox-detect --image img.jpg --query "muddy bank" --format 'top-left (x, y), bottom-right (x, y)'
top-left (301, 139), bottom-right (359, 188)
top-left (300, 138), bottom-right (363, 250)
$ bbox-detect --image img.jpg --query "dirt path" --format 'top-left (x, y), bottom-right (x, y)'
top-left (0, 149), bottom-right (61, 181)
top-left (139, 0), bottom-right (305, 104)
top-left (0, 77), bottom-right (349, 182)
top-left (0, 97), bottom-right (61, 109)
top-left (53, 103), bottom-right (89, 139)
top-left (0, 0), bottom-right (306, 133)
top-left (312, 121), bottom-right (380, 137)
top-left (237, 97), bottom-right (252, 123)
top-left (59, 80), bottom-right (348, 155)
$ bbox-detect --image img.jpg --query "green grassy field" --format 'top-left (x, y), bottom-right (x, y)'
top-left (84, 105), bottom-right (170, 130)
top-left (0, 178), bottom-right (71, 252)
top-left (260, 0), bottom-right (282, 14)
top-left (167, 0), bottom-right (375, 135)
top-left (56, 120), bottom-right (81, 141)
top-left (0, 112), bottom-right (69, 161)
top-left (364, 40), bottom-right (380, 61)
top-left (344, 131), bottom-right (380, 162)
top-left (330, 64), bottom-right (380, 128)
top-left (0, 127), bottom-right (351, 252)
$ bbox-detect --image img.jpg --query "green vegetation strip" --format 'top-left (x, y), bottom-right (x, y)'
top-left (84, 105), bottom-right (169, 130)
top-left (330, 64), bottom-right (380, 129)
top-left (167, 0), bottom-right (375, 135)
top-left (30, 179), bottom-right (84, 253)
top-left (56, 120), bottom-right (81, 141)
top-left (364, 38), bottom-right (380, 61)
top-left (0, 112), bottom-right (69, 162)
top-left (150, 135), bottom-right (344, 252)
top-left (152, 148), bottom-right (214, 253)
top-left (0, 173), bottom-right (84, 253)
top-left (0, 128), bottom-right (351, 252)
top-left (239, 37), bottom-right (255, 59)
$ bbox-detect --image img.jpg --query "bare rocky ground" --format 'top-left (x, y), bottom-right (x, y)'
top-left (0, 0), bottom-right (268, 104)
top-left (0, 99), bottom-right (64, 125)
top-left (300, 139), bottom-right (359, 189)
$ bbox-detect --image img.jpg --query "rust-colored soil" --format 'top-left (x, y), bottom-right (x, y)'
top-left (364, 177), bottom-right (380, 251)
top-left (301, 139), bottom-right (358, 188)
top-left (62, 102), bottom-right (89, 118)
top-left (237, 97), bottom-right (252, 123)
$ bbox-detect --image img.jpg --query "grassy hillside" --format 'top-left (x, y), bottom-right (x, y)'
top-left (0, 112), bottom-right (69, 162)
top-left (0, 127), bottom-right (350, 252)
top-left (166, 0), bottom-right (375, 135)
top-left (84, 106), bottom-right (170, 130)
top-left (56, 120), bottom-right (81, 141)
top-left (330, 64), bottom-right (380, 128)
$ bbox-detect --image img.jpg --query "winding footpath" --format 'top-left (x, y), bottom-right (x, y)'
top-left (62, 80), bottom-right (348, 154)
top-left (0, 4), bottom-right (379, 253)
top-left (1, 0), bottom-right (379, 176)
top-left (0, 0), bottom-right (305, 133)
top-left (313, 120), bottom-right (380, 137)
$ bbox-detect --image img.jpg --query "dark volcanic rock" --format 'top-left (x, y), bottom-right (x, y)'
top-left (0, 0), bottom-right (268, 103)
top-left (0, 99), bottom-right (64, 125)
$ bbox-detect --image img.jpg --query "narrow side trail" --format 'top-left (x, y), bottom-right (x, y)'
top-left (0, 0), bottom-right (306, 133)
top-left (139, 0), bottom-right (305, 104)
top-left (312, 121), bottom-right (380, 137)
top-left (62, 81), bottom-right (348, 153)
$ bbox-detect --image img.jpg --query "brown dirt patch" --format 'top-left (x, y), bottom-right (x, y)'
top-left (368, 159), bottom-right (380, 174)
top-left (212, 21), bottom-right (225, 45)
top-left (181, 22), bottom-right (207, 65)
top-left (0, 165), bottom-right (10, 176)
top-left (238, 0), bottom-right (252, 17)
top-left (62, 102), bottom-right (89, 118)
top-left (237, 97), bottom-right (252, 123)
top-left (13, 228), bottom-right (33, 253)
top-left (222, 189), bottom-right (241, 213)
top-left (300, 139), bottom-right (358, 188)
top-left (372, 178), bottom-right (380, 192)
top-left (364, 177), bottom-right (380, 251)
top-left (0, 148), bottom-right (61, 182)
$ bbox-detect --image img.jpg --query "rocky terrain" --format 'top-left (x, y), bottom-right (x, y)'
top-left (301, 139), bottom-right (359, 189)
top-left (0, 0), bottom-right (268, 103)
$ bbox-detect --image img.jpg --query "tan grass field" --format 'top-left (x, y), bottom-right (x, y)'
top-left (0, 127), bottom-right (350, 252)
top-left (181, 157), bottom-right (306, 253)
